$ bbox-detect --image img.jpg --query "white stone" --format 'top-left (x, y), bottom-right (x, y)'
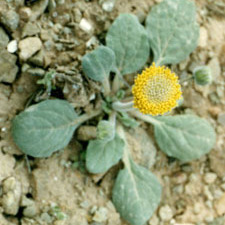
top-left (102, 0), bottom-right (115, 12)
top-left (79, 18), bottom-right (93, 33)
top-left (7, 40), bottom-right (17, 53)
top-left (204, 172), bottom-right (217, 184)
top-left (159, 205), bottom-right (173, 221)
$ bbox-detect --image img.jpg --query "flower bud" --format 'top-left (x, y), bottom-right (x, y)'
top-left (193, 66), bottom-right (212, 86)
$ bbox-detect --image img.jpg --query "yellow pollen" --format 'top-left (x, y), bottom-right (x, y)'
top-left (132, 63), bottom-right (182, 115)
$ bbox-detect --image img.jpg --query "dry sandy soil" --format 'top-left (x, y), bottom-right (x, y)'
top-left (0, 0), bottom-right (225, 224)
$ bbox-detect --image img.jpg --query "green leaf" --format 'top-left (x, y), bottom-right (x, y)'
top-left (112, 159), bottom-right (161, 225)
top-left (82, 46), bottom-right (116, 82)
top-left (97, 120), bottom-right (115, 141)
top-left (154, 115), bottom-right (216, 162)
top-left (106, 14), bottom-right (149, 75)
top-left (146, 0), bottom-right (199, 65)
top-left (12, 100), bottom-right (78, 157)
top-left (86, 134), bottom-right (124, 174)
top-left (118, 112), bottom-right (139, 128)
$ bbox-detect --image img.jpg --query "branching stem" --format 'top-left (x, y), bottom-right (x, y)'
top-left (128, 110), bottom-right (160, 126)
top-left (112, 100), bottom-right (134, 112)
top-left (71, 109), bottom-right (102, 126)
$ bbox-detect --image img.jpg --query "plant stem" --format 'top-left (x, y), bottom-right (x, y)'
top-left (112, 100), bottom-right (134, 112)
top-left (71, 109), bottom-right (102, 126)
top-left (116, 124), bottom-right (130, 168)
top-left (102, 77), bottom-right (111, 97)
top-left (109, 111), bottom-right (117, 127)
top-left (128, 110), bottom-right (160, 126)
top-left (180, 75), bottom-right (194, 84)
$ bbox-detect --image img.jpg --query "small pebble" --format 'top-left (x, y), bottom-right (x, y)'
top-left (79, 18), bottom-right (93, 33)
top-left (214, 193), bottom-right (225, 216)
top-left (204, 172), bottom-right (217, 184)
top-left (7, 40), bottom-right (18, 53)
top-left (217, 113), bottom-right (225, 126)
top-left (92, 207), bottom-right (108, 222)
top-left (102, 0), bottom-right (115, 12)
top-left (159, 205), bottom-right (173, 221)
top-left (19, 37), bottom-right (42, 61)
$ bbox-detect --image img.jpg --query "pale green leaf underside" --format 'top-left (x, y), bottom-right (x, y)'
top-left (12, 100), bottom-right (78, 157)
top-left (113, 159), bottom-right (161, 225)
top-left (86, 134), bottom-right (124, 174)
top-left (154, 115), bottom-right (216, 162)
top-left (146, 0), bottom-right (199, 65)
top-left (106, 14), bottom-right (149, 75)
top-left (82, 46), bottom-right (116, 82)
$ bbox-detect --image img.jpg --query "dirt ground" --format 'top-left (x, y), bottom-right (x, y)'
top-left (0, 0), bottom-right (225, 224)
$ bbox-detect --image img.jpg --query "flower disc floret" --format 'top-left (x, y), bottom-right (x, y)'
top-left (132, 63), bottom-right (182, 115)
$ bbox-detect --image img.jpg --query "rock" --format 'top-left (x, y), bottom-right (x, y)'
top-left (22, 22), bottom-right (40, 38)
top-left (19, 7), bottom-right (32, 21)
top-left (102, 0), bottom-right (115, 12)
top-left (149, 214), bottom-right (159, 225)
top-left (30, 0), bottom-right (49, 21)
top-left (0, 49), bottom-right (18, 83)
top-left (21, 196), bottom-right (35, 207)
top-left (72, 8), bottom-right (82, 23)
top-left (29, 49), bottom-right (45, 67)
top-left (79, 19), bottom-right (93, 33)
top-left (159, 205), bottom-right (173, 221)
top-left (210, 150), bottom-right (225, 178)
top-left (19, 37), bottom-right (42, 61)
top-left (7, 40), bottom-right (18, 53)
top-left (208, 57), bottom-right (221, 80)
top-left (172, 172), bottom-right (187, 184)
top-left (198, 27), bottom-right (208, 48)
top-left (204, 173), bottom-right (217, 184)
top-left (217, 113), bottom-right (225, 126)
top-left (214, 193), bottom-right (225, 216)
top-left (40, 212), bottom-right (53, 223)
top-left (92, 207), bottom-right (108, 222)
top-left (185, 174), bottom-right (203, 196)
top-left (76, 126), bottom-right (97, 141)
top-left (2, 177), bottom-right (22, 215)
top-left (23, 204), bottom-right (38, 218)
top-left (0, 10), bottom-right (20, 31)
top-left (0, 27), bottom-right (9, 47)
top-left (0, 150), bottom-right (15, 182)
top-left (27, 68), bottom-right (45, 76)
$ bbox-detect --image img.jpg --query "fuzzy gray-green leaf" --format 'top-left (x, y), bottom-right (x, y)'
top-left (106, 14), bottom-right (149, 75)
top-left (82, 46), bottom-right (116, 82)
top-left (113, 159), bottom-right (161, 225)
top-left (146, 0), bottom-right (199, 65)
top-left (86, 134), bottom-right (124, 174)
top-left (154, 115), bottom-right (216, 162)
top-left (12, 100), bottom-right (78, 157)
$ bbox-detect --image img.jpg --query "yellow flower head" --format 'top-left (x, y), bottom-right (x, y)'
top-left (132, 63), bottom-right (182, 115)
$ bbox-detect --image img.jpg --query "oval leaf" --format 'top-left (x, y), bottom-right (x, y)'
top-left (106, 14), bottom-right (149, 75)
top-left (82, 46), bottom-right (116, 82)
top-left (112, 159), bottom-right (161, 225)
top-left (146, 0), bottom-right (199, 65)
top-left (12, 100), bottom-right (78, 157)
top-left (86, 134), bottom-right (124, 174)
top-left (154, 115), bottom-right (216, 162)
